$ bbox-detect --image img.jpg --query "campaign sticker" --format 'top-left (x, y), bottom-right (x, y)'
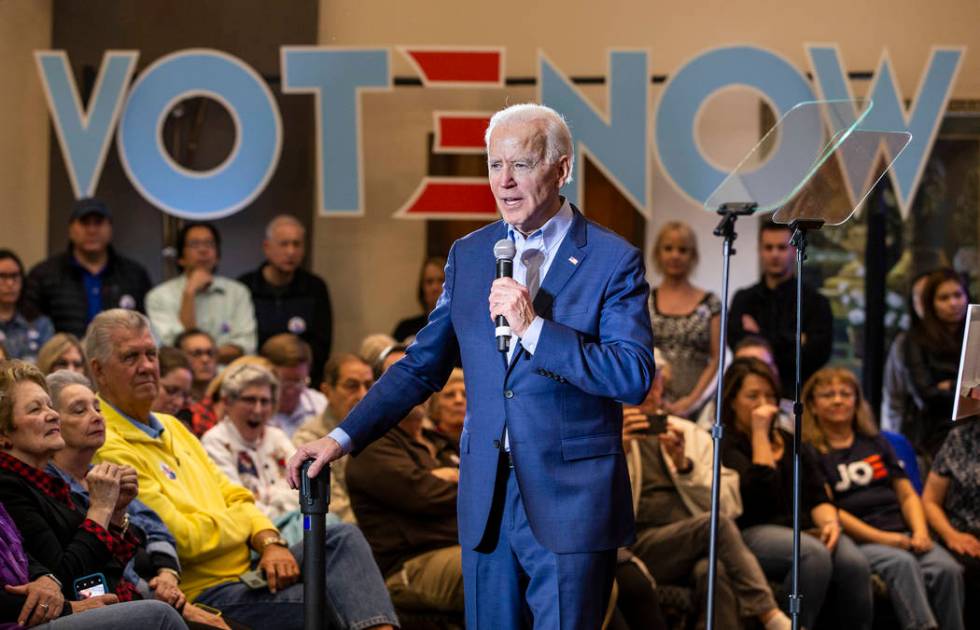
top-left (160, 462), bottom-right (177, 480)
top-left (119, 294), bottom-right (137, 310)
top-left (288, 316), bottom-right (307, 334)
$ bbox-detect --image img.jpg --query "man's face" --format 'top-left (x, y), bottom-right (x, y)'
top-left (322, 360), bottom-right (373, 420)
top-left (758, 229), bottom-right (794, 280)
top-left (487, 121), bottom-right (570, 234)
top-left (179, 333), bottom-right (217, 384)
top-left (94, 327), bottom-right (160, 410)
top-left (263, 223), bottom-right (305, 276)
top-left (68, 215), bottom-right (112, 257)
top-left (178, 226), bottom-right (218, 273)
top-left (276, 363), bottom-right (310, 414)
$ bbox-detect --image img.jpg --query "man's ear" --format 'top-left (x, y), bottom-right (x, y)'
top-left (556, 155), bottom-right (572, 188)
top-left (89, 359), bottom-right (104, 385)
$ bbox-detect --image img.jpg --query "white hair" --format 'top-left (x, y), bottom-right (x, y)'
top-left (220, 362), bottom-right (280, 406)
top-left (265, 214), bottom-right (306, 240)
top-left (84, 309), bottom-right (153, 365)
top-left (46, 369), bottom-right (93, 407)
top-left (484, 103), bottom-right (575, 183)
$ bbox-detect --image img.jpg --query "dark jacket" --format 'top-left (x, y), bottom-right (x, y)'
top-left (346, 426), bottom-right (459, 577)
top-left (24, 246), bottom-right (152, 337)
top-left (727, 277), bottom-right (833, 397)
top-left (721, 428), bottom-right (828, 530)
top-left (903, 329), bottom-right (959, 456)
top-left (238, 265), bottom-right (332, 384)
top-left (0, 464), bottom-right (154, 600)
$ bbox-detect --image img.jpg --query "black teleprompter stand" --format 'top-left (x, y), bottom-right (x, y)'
top-left (705, 201), bottom-right (757, 630)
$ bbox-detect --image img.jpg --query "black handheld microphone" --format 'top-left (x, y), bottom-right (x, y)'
top-left (493, 239), bottom-right (516, 353)
top-left (300, 459), bottom-right (329, 630)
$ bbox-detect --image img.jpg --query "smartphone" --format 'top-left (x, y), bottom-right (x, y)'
top-left (640, 413), bottom-right (668, 435)
top-left (239, 568), bottom-right (268, 589)
top-left (73, 573), bottom-right (107, 599)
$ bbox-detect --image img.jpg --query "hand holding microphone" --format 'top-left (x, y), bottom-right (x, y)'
top-left (490, 240), bottom-right (538, 352)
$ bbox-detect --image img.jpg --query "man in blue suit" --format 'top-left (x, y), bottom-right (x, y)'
top-left (289, 103), bottom-right (655, 629)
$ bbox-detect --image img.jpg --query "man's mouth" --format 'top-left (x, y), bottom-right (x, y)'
top-left (500, 197), bottom-right (523, 208)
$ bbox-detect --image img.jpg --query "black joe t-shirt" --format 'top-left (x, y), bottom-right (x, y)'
top-left (817, 433), bottom-right (908, 532)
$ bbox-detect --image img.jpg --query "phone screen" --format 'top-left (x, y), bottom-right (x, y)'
top-left (74, 574), bottom-right (107, 599)
top-left (641, 413), bottom-right (668, 435)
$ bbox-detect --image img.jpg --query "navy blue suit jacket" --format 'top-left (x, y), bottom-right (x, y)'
top-left (341, 208), bottom-right (655, 554)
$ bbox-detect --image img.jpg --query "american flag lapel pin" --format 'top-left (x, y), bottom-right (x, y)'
top-left (568, 256), bottom-right (579, 265)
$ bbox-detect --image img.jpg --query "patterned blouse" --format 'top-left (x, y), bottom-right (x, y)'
top-left (649, 289), bottom-right (721, 406)
top-left (931, 418), bottom-right (980, 534)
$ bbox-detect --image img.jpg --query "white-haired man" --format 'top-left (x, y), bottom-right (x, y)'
top-left (239, 215), bottom-right (333, 385)
top-left (290, 104), bottom-right (655, 629)
top-left (87, 309), bottom-right (397, 630)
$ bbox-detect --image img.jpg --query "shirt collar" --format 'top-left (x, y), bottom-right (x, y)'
top-left (101, 399), bottom-right (166, 439)
top-left (506, 198), bottom-right (573, 252)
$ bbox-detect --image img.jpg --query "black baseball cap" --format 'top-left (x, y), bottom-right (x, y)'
top-left (69, 198), bottom-right (111, 222)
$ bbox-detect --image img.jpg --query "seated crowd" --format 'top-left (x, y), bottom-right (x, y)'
top-left (0, 203), bottom-right (975, 630)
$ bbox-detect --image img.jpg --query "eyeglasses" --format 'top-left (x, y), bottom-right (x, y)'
top-left (187, 348), bottom-right (216, 359)
top-left (0, 272), bottom-right (21, 283)
top-left (185, 239), bottom-right (216, 250)
top-left (814, 389), bottom-right (856, 401)
top-left (280, 376), bottom-right (311, 389)
top-left (337, 379), bottom-right (373, 393)
top-left (237, 395), bottom-right (273, 407)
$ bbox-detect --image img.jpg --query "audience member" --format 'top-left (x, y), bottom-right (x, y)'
top-left (43, 369), bottom-right (227, 628)
top-left (0, 501), bottom-right (186, 629)
top-left (153, 347), bottom-right (193, 418)
top-left (922, 417), bottom-right (980, 627)
top-left (146, 223), bottom-right (256, 363)
top-left (260, 334), bottom-right (327, 438)
top-left (624, 352), bottom-right (790, 630)
top-left (697, 335), bottom-right (793, 433)
top-left (803, 366), bottom-right (964, 629)
top-left (902, 268), bottom-right (969, 456)
top-left (0, 360), bottom-right (192, 629)
top-left (36, 334), bottom-right (91, 382)
top-left (238, 215), bottom-right (333, 385)
top-left (0, 250), bottom-right (54, 362)
top-left (360, 334), bottom-right (397, 372)
top-left (727, 219), bottom-right (833, 397)
top-left (346, 373), bottom-right (463, 613)
top-left (648, 222), bottom-right (720, 417)
top-left (391, 257), bottom-right (445, 343)
top-left (293, 353), bottom-right (374, 524)
top-left (880, 271), bottom-right (931, 432)
top-left (24, 198), bottom-right (152, 337)
top-left (427, 368), bottom-right (465, 444)
top-left (719, 358), bottom-right (872, 629)
top-left (367, 342), bottom-right (406, 381)
top-left (173, 330), bottom-right (220, 437)
top-left (87, 310), bottom-right (397, 629)
top-left (201, 363), bottom-right (297, 523)
top-left (174, 329), bottom-right (218, 403)
top-left (0, 342), bottom-right (6, 361)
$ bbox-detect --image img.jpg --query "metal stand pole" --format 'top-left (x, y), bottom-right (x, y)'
top-left (705, 202), bottom-right (757, 630)
top-left (787, 219), bottom-right (823, 630)
top-left (301, 459), bottom-right (330, 630)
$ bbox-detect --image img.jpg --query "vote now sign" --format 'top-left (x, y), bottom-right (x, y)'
top-left (35, 45), bottom-right (964, 221)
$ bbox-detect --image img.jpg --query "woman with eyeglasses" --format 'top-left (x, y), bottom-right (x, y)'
top-left (0, 250), bottom-right (54, 363)
top-left (802, 366), bottom-right (964, 630)
top-left (36, 334), bottom-right (91, 381)
top-left (152, 347), bottom-right (193, 418)
top-left (201, 364), bottom-right (300, 528)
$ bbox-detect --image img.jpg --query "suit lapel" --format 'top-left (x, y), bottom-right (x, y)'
top-left (506, 207), bottom-right (589, 374)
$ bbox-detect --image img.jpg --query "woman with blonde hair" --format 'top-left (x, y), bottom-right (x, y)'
top-left (802, 366), bottom-right (964, 630)
top-left (36, 333), bottom-right (91, 380)
top-left (649, 221), bottom-right (720, 417)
